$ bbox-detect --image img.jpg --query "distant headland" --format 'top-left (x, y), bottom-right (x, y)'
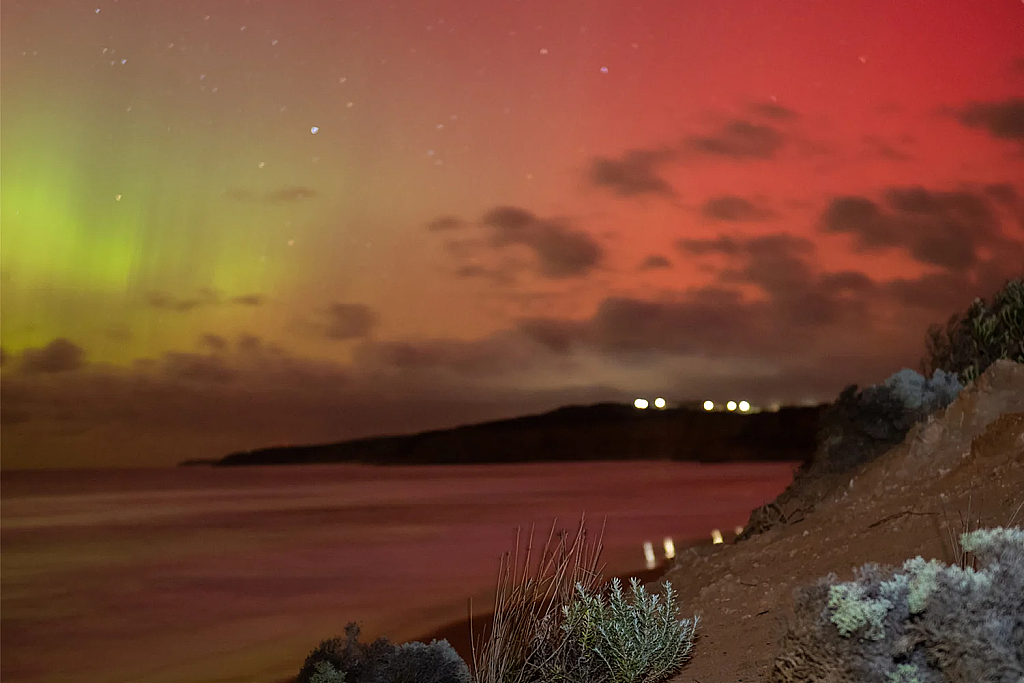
top-left (184, 402), bottom-right (825, 467)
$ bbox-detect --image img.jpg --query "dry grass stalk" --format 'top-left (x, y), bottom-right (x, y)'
top-left (470, 515), bottom-right (607, 683)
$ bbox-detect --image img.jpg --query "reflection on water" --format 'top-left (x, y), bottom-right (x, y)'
top-left (1, 461), bottom-right (796, 683)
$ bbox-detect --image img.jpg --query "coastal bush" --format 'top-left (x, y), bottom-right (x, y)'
top-left (814, 367), bottom-right (962, 475)
top-left (471, 517), bottom-right (697, 683)
top-left (771, 526), bottom-right (1024, 682)
top-left (296, 622), bottom-right (392, 683)
top-left (297, 625), bottom-right (471, 683)
top-left (371, 640), bottom-right (471, 683)
top-left (921, 277), bottom-right (1024, 384)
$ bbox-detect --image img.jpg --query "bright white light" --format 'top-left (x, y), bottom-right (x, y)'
top-left (310, 126), bottom-right (320, 134)
top-left (726, 400), bottom-right (737, 411)
top-left (633, 398), bottom-right (649, 409)
top-left (654, 397), bottom-right (666, 409)
top-left (738, 400), bottom-right (750, 412)
top-left (711, 529), bottom-right (724, 544)
top-left (663, 537), bottom-right (675, 559)
top-left (702, 400), bottom-right (714, 411)
top-left (643, 541), bottom-right (656, 569)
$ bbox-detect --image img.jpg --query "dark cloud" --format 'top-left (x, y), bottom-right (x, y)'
top-left (862, 135), bottom-right (912, 161)
top-left (230, 294), bottom-right (266, 306)
top-left (821, 187), bottom-right (1008, 271)
top-left (225, 186), bottom-right (318, 202)
top-left (479, 206), bottom-right (604, 278)
top-left (588, 149), bottom-right (677, 197)
top-left (199, 334), bottom-right (228, 353)
top-left (819, 271), bottom-right (877, 294)
top-left (638, 254), bottom-right (672, 270)
top-left (701, 195), bottom-right (774, 221)
top-left (427, 215), bottom-right (466, 231)
top-left (722, 234), bottom-right (815, 295)
top-left (324, 303), bottom-right (378, 340)
top-left (684, 120), bottom-right (785, 159)
top-left (983, 183), bottom-right (1020, 207)
top-left (236, 334), bottom-right (263, 354)
top-left (677, 235), bottom-right (741, 255)
top-left (146, 291), bottom-right (210, 312)
top-left (147, 290), bottom-right (264, 311)
top-left (454, 264), bottom-right (517, 284)
top-left (0, 347), bottom-right (7, 367)
top-left (20, 338), bottom-right (85, 374)
top-left (484, 206), bottom-right (539, 232)
top-left (955, 98), bottom-right (1024, 141)
top-left (748, 102), bottom-right (798, 121)
top-left (352, 332), bottom-right (549, 377)
top-left (516, 318), bottom-right (585, 355)
top-left (162, 352), bottom-right (236, 383)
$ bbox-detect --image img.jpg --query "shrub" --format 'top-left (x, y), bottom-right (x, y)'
top-left (559, 578), bottom-right (698, 683)
top-left (471, 516), bottom-right (698, 683)
top-left (921, 278), bottom-right (1024, 384)
top-left (771, 526), bottom-right (1024, 682)
top-left (814, 368), bottom-right (962, 475)
top-left (298, 625), bottom-right (471, 683)
top-left (371, 640), bottom-right (471, 683)
top-left (296, 622), bottom-right (392, 683)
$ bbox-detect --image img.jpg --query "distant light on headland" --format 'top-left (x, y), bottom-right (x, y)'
top-left (633, 398), bottom-right (649, 409)
top-left (663, 537), bottom-right (676, 559)
top-left (711, 529), bottom-right (724, 544)
top-left (726, 401), bottom-right (737, 411)
top-left (738, 400), bottom-right (750, 412)
top-left (653, 397), bottom-right (666, 409)
top-left (702, 400), bottom-right (714, 411)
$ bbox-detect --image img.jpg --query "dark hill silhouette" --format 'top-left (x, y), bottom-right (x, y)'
top-left (197, 402), bottom-right (825, 467)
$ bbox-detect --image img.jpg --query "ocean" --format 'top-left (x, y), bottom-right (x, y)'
top-left (1, 460), bottom-right (797, 683)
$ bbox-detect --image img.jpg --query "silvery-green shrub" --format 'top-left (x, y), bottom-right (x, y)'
top-left (771, 527), bottom-right (1024, 682)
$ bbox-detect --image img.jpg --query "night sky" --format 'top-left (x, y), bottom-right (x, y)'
top-left (2, 1), bottom-right (1022, 468)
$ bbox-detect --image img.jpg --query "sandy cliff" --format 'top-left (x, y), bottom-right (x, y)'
top-left (658, 359), bottom-right (1024, 682)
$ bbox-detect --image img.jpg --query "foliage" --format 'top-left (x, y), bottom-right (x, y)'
top-left (771, 526), bottom-right (1024, 682)
top-left (298, 625), bottom-right (470, 683)
top-left (471, 516), bottom-right (698, 683)
top-left (921, 278), bottom-right (1024, 384)
top-left (814, 367), bottom-right (962, 475)
top-left (558, 578), bottom-right (698, 683)
top-left (310, 660), bottom-right (347, 683)
top-left (371, 640), bottom-right (471, 683)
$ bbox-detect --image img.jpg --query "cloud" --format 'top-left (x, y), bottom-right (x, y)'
top-left (426, 215), bottom-right (466, 231)
top-left (146, 290), bottom-right (212, 312)
top-left (701, 195), bottom-right (775, 221)
top-left (146, 290), bottom-right (266, 311)
top-left (748, 101), bottom-right (799, 121)
top-left (162, 352), bottom-right (236, 383)
top-left (955, 98), bottom-right (1024, 141)
top-left (638, 254), bottom-right (672, 270)
top-left (352, 330), bottom-right (559, 378)
top-left (324, 303), bottom-right (378, 340)
top-left (225, 186), bottom-right (318, 202)
top-left (684, 120), bottom-right (785, 159)
top-left (480, 206), bottom-right (604, 278)
top-left (230, 294), bottom-right (266, 306)
top-left (19, 338), bottom-right (85, 374)
top-left (198, 334), bottom-right (228, 353)
top-left (588, 148), bottom-right (677, 197)
top-left (861, 135), bottom-right (912, 161)
top-left (677, 235), bottom-right (741, 255)
top-left (820, 187), bottom-right (1010, 271)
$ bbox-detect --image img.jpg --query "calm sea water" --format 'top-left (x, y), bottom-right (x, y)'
top-left (1, 461), bottom-right (796, 683)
